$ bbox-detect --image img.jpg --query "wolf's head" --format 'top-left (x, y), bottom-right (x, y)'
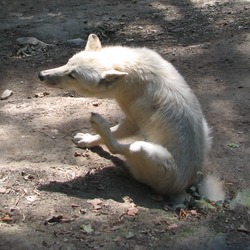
top-left (38, 34), bottom-right (128, 97)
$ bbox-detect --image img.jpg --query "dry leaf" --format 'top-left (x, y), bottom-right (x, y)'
top-left (93, 205), bottom-right (102, 210)
top-left (87, 198), bottom-right (102, 206)
top-left (80, 208), bottom-right (87, 214)
top-left (61, 217), bottom-right (77, 223)
top-left (74, 151), bottom-right (82, 157)
top-left (45, 215), bottom-right (63, 224)
top-left (80, 223), bottom-right (94, 234)
top-left (71, 204), bottom-right (80, 208)
top-left (237, 225), bottom-right (250, 233)
top-left (179, 209), bottom-right (201, 220)
top-left (1, 215), bottom-right (13, 223)
top-left (23, 174), bottom-right (34, 181)
top-left (167, 223), bottom-right (179, 230)
top-left (127, 206), bottom-right (139, 216)
top-left (123, 196), bottom-right (133, 203)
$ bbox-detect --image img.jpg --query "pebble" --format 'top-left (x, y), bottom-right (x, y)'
top-left (1, 89), bottom-right (13, 100)
top-left (92, 101), bottom-right (100, 107)
top-left (0, 187), bottom-right (7, 194)
top-left (126, 232), bottom-right (135, 239)
top-left (16, 37), bottom-right (54, 48)
top-left (17, 37), bottom-right (43, 46)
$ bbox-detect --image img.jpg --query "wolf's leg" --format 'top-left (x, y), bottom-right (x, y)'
top-left (90, 113), bottom-right (178, 194)
top-left (109, 118), bottom-right (139, 139)
top-left (73, 116), bottom-right (138, 148)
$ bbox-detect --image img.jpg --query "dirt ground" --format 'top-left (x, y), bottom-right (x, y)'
top-left (0, 0), bottom-right (250, 249)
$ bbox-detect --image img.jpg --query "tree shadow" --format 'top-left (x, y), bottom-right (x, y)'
top-left (38, 145), bottom-right (164, 208)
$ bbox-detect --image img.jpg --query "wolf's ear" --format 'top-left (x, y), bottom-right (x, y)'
top-left (85, 34), bottom-right (102, 51)
top-left (100, 69), bottom-right (128, 84)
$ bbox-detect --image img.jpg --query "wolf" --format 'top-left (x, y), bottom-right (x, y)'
top-left (38, 34), bottom-right (225, 202)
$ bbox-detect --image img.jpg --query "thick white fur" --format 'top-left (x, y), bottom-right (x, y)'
top-left (39, 34), bottom-right (224, 201)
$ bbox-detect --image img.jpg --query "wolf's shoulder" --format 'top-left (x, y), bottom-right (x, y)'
top-left (101, 45), bottom-right (167, 69)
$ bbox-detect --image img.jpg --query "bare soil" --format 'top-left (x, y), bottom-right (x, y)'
top-left (0, 0), bottom-right (250, 249)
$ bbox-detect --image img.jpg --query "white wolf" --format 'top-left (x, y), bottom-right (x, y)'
top-left (38, 34), bottom-right (224, 202)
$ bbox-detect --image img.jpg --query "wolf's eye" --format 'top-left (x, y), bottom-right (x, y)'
top-left (68, 73), bottom-right (75, 80)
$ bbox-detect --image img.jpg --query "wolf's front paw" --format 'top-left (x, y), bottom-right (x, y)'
top-left (90, 112), bottom-right (110, 135)
top-left (73, 133), bottom-right (99, 148)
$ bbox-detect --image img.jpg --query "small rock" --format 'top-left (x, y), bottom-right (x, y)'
top-left (23, 174), bottom-right (35, 181)
top-left (34, 92), bottom-right (50, 98)
top-left (80, 223), bottom-right (94, 234)
top-left (1, 89), bottom-right (13, 100)
top-left (92, 101), bottom-right (100, 107)
top-left (74, 151), bottom-right (82, 157)
top-left (26, 195), bottom-right (38, 203)
top-left (126, 232), bottom-right (135, 239)
top-left (16, 37), bottom-right (54, 49)
top-left (237, 225), bottom-right (250, 234)
top-left (17, 37), bottom-right (46, 46)
top-left (16, 37), bottom-right (54, 56)
top-left (0, 187), bottom-right (7, 194)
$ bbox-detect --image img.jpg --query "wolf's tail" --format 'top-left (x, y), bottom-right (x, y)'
top-left (197, 175), bottom-right (225, 201)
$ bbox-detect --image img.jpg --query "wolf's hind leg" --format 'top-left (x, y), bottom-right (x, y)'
top-left (90, 113), bottom-right (178, 195)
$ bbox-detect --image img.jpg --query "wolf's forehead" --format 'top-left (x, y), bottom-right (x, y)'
top-left (69, 51), bottom-right (105, 63)
top-left (68, 50), bottom-right (113, 69)
top-left (69, 51), bottom-right (94, 62)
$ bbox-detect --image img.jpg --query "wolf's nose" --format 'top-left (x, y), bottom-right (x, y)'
top-left (38, 72), bottom-right (44, 81)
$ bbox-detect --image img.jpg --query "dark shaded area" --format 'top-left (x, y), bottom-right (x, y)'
top-left (0, 1), bottom-right (249, 250)
top-left (38, 145), bottom-right (163, 207)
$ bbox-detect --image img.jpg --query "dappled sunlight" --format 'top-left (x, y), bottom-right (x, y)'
top-left (0, 96), bottom-right (122, 170)
top-left (151, 2), bottom-right (184, 21)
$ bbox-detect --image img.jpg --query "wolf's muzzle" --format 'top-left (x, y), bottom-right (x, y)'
top-left (38, 72), bottom-right (44, 81)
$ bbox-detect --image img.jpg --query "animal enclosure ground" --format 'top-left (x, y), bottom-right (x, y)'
top-left (0, 0), bottom-right (250, 249)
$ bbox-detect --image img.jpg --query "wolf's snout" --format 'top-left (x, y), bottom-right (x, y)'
top-left (38, 72), bottom-right (45, 81)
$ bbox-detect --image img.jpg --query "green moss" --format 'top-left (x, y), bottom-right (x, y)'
top-left (229, 189), bottom-right (250, 209)
top-left (177, 227), bottom-right (195, 238)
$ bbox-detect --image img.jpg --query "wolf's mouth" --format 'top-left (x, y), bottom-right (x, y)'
top-left (44, 81), bottom-right (63, 89)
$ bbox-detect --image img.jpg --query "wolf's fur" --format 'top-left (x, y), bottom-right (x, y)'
top-left (39, 34), bottom-right (224, 201)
